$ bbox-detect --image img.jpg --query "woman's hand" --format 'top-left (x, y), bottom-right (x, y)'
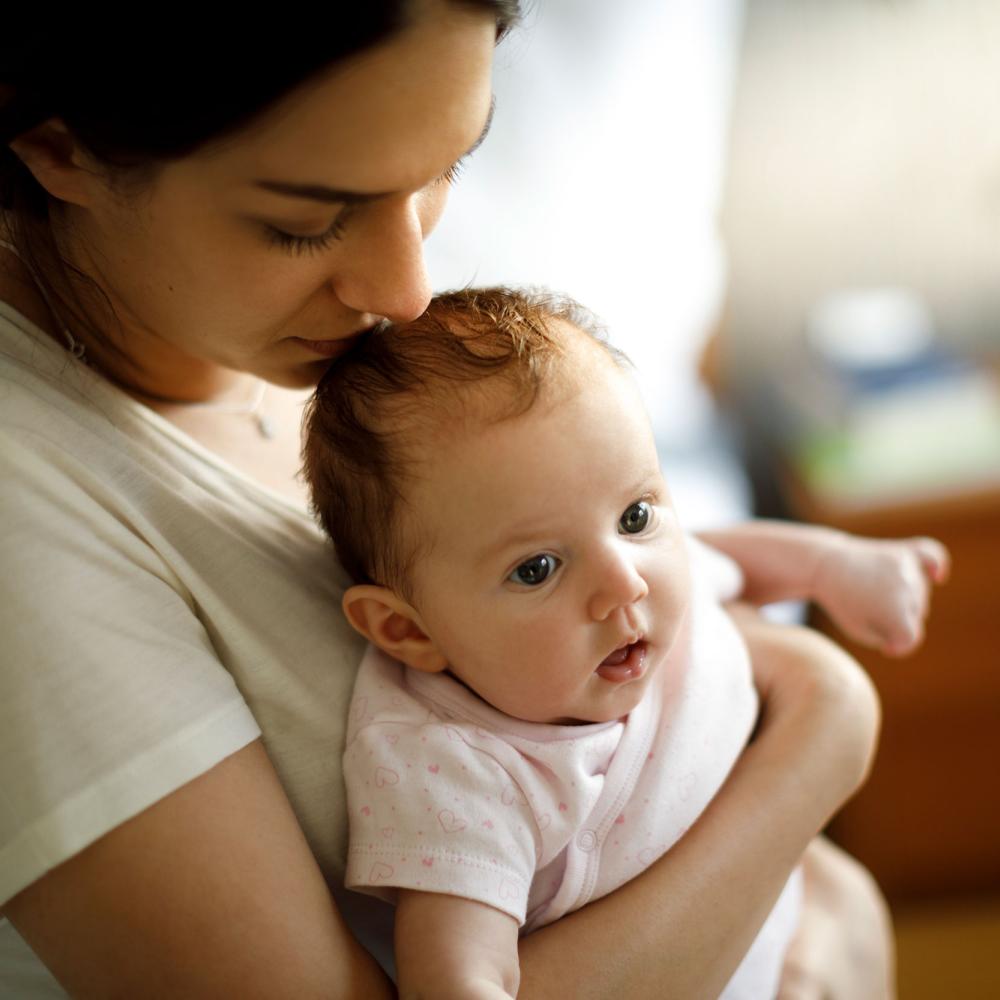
top-left (778, 837), bottom-right (896, 1000)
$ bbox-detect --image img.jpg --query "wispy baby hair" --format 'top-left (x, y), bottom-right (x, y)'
top-left (302, 285), bottom-right (623, 597)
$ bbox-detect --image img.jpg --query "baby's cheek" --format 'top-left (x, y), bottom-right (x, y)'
top-left (658, 564), bottom-right (692, 620)
top-left (448, 626), bottom-right (544, 709)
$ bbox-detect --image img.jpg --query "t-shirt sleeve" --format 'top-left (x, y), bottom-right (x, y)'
top-left (343, 719), bottom-right (539, 925)
top-left (0, 430), bottom-right (261, 906)
top-left (685, 534), bottom-right (746, 603)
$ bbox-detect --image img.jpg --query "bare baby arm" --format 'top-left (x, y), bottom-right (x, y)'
top-left (396, 890), bottom-right (521, 1000)
top-left (698, 520), bottom-right (950, 656)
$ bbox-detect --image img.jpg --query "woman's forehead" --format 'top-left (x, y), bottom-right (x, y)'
top-left (193, 9), bottom-right (497, 196)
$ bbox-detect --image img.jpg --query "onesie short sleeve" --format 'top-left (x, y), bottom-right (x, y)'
top-left (344, 715), bottom-right (540, 924)
top-left (686, 534), bottom-right (745, 602)
top-left (0, 425), bottom-right (259, 905)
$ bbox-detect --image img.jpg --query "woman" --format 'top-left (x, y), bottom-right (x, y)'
top-left (0, 6), bottom-right (891, 997)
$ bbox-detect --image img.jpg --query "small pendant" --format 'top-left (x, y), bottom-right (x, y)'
top-left (256, 413), bottom-right (278, 440)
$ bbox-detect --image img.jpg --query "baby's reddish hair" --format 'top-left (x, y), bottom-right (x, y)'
top-left (302, 286), bottom-right (622, 595)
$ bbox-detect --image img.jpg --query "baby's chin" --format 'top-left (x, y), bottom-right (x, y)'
top-left (530, 686), bottom-right (650, 727)
top-left (568, 694), bottom-right (648, 726)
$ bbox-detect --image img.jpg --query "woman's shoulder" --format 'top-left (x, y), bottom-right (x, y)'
top-left (0, 300), bottom-right (367, 898)
top-left (0, 298), bottom-right (149, 489)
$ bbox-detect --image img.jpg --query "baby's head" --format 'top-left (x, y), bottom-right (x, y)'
top-left (303, 287), bottom-right (691, 724)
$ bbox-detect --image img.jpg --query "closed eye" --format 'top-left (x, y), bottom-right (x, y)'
top-left (264, 215), bottom-right (348, 255)
top-left (437, 158), bottom-right (466, 187)
top-left (264, 158), bottom-right (463, 256)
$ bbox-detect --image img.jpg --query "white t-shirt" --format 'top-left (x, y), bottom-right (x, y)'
top-left (0, 303), bottom-right (365, 994)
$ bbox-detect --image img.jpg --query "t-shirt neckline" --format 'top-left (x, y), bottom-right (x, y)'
top-left (0, 298), bottom-right (313, 522)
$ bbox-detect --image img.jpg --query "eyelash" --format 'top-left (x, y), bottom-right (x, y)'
top-left (264, 217), bottom-right (347, 256)
top-left (264, 159), bottom-right (468, 257)
top-left (440, 159), bottom-right (465, 186)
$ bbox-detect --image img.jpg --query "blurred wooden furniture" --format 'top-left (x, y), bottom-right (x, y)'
top-left (782, 471), bottom-right (1000, 901)
top-left (895, 895), bottom-right (1000, 1000)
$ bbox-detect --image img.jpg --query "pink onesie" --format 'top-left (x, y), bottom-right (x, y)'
top-left (343, 539), bottom-right (802, 999)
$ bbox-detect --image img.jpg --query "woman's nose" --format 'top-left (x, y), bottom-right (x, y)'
top-left (587, 549), bottom-right (650, 622)
top-left (333, 194), bottom-right (433, 323)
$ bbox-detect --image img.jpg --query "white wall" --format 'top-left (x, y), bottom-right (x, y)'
top-left (425, 0), bottom-right (745, 454)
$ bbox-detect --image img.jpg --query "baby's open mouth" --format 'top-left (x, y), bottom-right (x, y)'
top-left (596, 640), bottom-right (648, 683)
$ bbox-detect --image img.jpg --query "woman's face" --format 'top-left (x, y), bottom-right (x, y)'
top-left (61, 6), bottom-right (496, 395)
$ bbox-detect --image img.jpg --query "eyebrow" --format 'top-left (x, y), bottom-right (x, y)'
top-left (477, 472), bottom-right (662, 566)
top-left (251, 97), bottom-right (496, 206)
top-left (473, 528), bottom-right (545, 576)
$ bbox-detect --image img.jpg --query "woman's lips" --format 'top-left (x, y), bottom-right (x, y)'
top-left (291, 336), bottom-right (356, 358)
top-left (292, 321), bottom-right (386, 358)
top-left (596, 640), bottom-right (648, 683)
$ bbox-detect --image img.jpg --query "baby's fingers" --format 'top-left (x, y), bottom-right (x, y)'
top-left (875, 580), bottom-right (931, 656)
top-left (854, 598), bottom-right (921, 657)
top-left (878, 615), bottom-right (923, 657)
top-left (908, 536), bottom-right (951, 584)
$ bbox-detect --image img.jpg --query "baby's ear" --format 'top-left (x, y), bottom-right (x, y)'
top-left (342, 585), bottom-right (448, 674)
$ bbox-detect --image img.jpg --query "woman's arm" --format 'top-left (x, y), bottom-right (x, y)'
top-left (395, 891), bottom-right (520, 999)
top-left (4, 740), bottom-right (394, 1000)
top-left (514, 612), bottom-right (881, 1000)
top-left (5, 617), bottom-right (877, 1000)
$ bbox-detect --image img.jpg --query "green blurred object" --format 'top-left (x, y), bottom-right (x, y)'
top-left (796, 368), bottom-right (1000, 505)
top-left (778, 288), bottom-right (1000, 506)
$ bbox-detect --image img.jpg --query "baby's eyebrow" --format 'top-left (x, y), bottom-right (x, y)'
top-left (477, 472), bottom-right (663, 563)
top-left (476, 523), bottom-right (547, 567)
top-left (627, 471), bottom-right (665, 500)
top-left (251, 98), bottom-right (496, 207)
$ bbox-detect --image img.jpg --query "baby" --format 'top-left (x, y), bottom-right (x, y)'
top-left (302, 287), bottom-right (947, 999)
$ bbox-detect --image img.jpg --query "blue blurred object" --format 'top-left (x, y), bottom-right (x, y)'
top-left (773, 288), bottom-right (1000, 505)
top-left (807, 288), bottom-right (970, 396)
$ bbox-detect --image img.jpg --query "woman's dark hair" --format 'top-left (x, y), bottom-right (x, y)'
top-left (0, 4), bottom-right (520, 362)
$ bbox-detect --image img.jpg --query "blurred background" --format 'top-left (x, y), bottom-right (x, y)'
top-left (426, 1), bottom-right (1000, 996)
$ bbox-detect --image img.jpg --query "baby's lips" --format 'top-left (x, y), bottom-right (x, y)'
top-left (599, 644), bottom-right (632, 667)
top-left (595, 641), bottom-right (648, 682)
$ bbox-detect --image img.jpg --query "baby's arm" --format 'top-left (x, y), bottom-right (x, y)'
top-left (395, 890), bottom-right (520, 1000)
top-left (698, 520), bottom-right (950, 656)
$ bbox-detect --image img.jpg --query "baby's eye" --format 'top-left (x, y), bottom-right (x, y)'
top-left (508, 554), bottom-right (561, 587)
top-left (619, 501), bottom-right (652, 535)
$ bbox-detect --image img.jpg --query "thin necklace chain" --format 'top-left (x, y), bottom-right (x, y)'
top-left (0, 237), bottom-right (278, 439)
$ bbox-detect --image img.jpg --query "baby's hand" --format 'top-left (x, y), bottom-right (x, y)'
top-left (812, 534), bottom-right (950, 657)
